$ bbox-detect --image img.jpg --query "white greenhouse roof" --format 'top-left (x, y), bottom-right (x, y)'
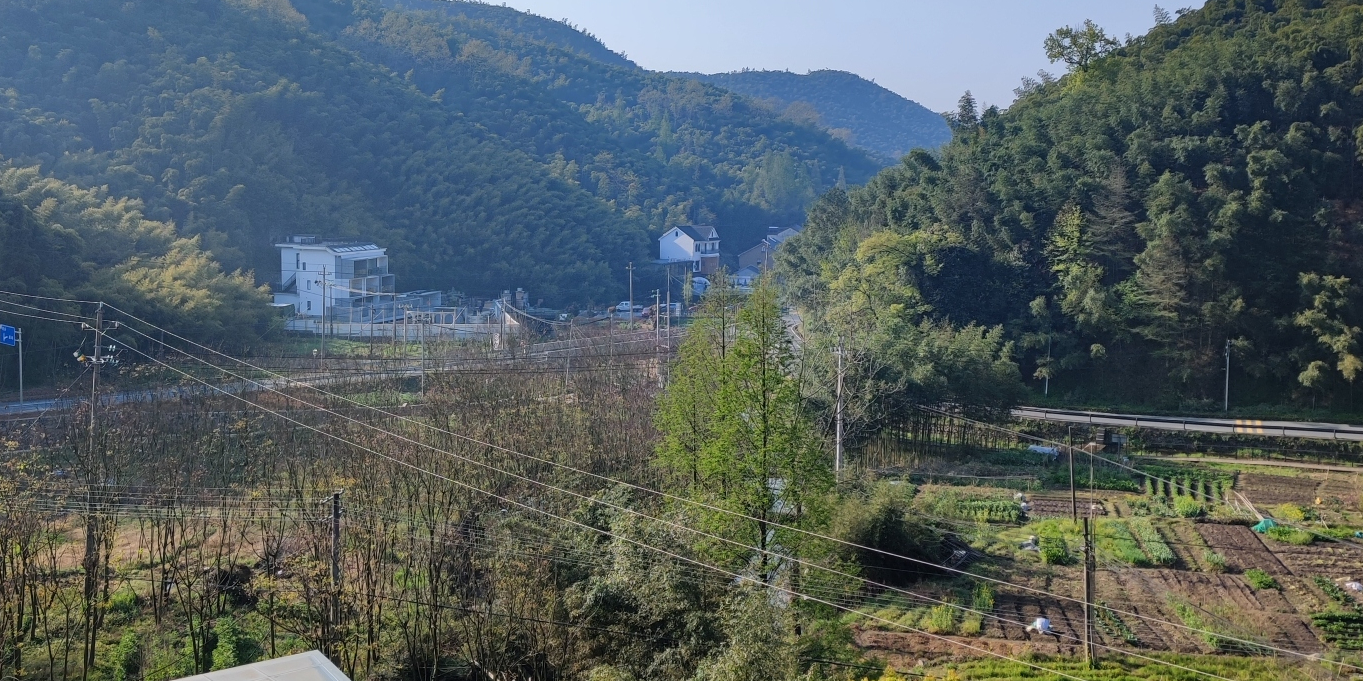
top-left (175, 651), bottom-right (350, 681)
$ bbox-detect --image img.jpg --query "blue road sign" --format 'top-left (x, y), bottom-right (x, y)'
top-left (0, 325), bottom-right (14, 347)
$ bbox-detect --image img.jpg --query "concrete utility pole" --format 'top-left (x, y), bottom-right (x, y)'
top-left (319, 266), bottom-right (328, 358)
top-left (834, 338), bottom-right (845, 477)
top-left (1068, 425), bottom-right (1077, 523)
top-left (627, 261), bottom-right (635, 327)
top-left (15, 327), bottom-right (22, 404)
top-left (330, 491), bottom-right (342, 589)
top-left (1082, 516), bottom-right (1096, 667)
top-left (1224, 338), bottom-right (1231, 411)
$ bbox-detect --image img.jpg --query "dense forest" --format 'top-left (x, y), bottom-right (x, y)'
top-left (678, 70), bottom-right (952, 161)
top-left (780, 0), bottom-right (1363, 415)
top-left (0, 0), bottom-right (882, 311)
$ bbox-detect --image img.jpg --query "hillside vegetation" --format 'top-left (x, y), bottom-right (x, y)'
top-left (0, 0), bottom-right (881, 312)
top-left (781, 0), bottom-right (1363, 416)
top-left (680, 69), bottom-right (952, 161)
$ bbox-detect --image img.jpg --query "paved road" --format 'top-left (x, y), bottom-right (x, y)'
top-left (1013, 406), bottom-right (1363, 441)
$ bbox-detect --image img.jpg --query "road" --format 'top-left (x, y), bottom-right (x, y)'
top-left (1013, 406), bottom-right (1363, 441)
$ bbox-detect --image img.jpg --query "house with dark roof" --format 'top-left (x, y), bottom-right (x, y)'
top-left (658, 225), bottom-right (720, 274)
top-left (738, 225), bottom-right (803, 272)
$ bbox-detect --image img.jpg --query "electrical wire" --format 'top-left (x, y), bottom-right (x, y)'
top-left (101, 338), bottom-right (1109, 681)
top-left (97, 304), bottom-right (1347, 672)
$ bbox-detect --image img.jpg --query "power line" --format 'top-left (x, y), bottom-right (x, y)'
top-left (103, 339), bottom-right (1107, 680)
top-left (94, 306), bottom-right (1326, 669)
top-left (2, 291), bottom-right (1340, 674)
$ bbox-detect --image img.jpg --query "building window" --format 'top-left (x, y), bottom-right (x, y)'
top-left (306, 280), bottom-right (311, 290)
top-left (302, 261), bottom-right (307, 270)
top-left (306, 301), bottom-right (312, 311)
top-left (295, 253), bottom-right (300, 270)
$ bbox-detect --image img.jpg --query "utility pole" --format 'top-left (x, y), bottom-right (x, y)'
top-left (12, 327), bottom-right (21, 404)
top-left (1068, 425), bottom-right (1077, 523)
top-left (329, 490), bottom-right (342, 661)
top-left (627, 261), bottom-right (635, 327)
top-left (654, 289), bottom-right (662, 387)
top-left (1082, 516), bottom-right (1095, 667)
top-left (834, 338), bottom-right (845, 477)
top-left (330, 491), bottom-right (342, 589)
top-left (1223, 338), bottom-right (1231, 411)
top-left (80, 303), bottom-right (117, 679)
top-left (319, 266), bottom-right (328, 358)
top-left (419, 312), bottom-right (427, 396)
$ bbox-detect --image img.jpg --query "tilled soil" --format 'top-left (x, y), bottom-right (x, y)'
top-left (1237, 473), bottom-right (1322, 507)
top-left (1195, 522), bottom-right (1292, 574)
top-left (1271, 541), bottom-right (1363, 580)
top-left (1317, 475), bottom-right (1363, 511)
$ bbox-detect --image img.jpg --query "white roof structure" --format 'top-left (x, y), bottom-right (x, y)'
top-left (176, 652), bottom-right (350, 681)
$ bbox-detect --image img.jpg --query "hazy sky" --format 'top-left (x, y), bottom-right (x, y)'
top-left (497, 0), bottom-right (1206, 112)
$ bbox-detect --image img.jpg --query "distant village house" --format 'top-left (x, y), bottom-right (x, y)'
top-left (272, 235), bottom-right (441, 327)
top-left (658, 225), bottom-right (720, 274)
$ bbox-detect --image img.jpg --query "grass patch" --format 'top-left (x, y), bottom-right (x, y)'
top-left (915, 486), bottom-right (1022, 524)
top-left (1167, 598), bottom-right (1269, 654)
top-left (1202, 550), bottom-right (1227, 573)
top-left (1096, 519), bottom-right (1150, 566)
top-left (1243, 568), bottom-right (1278, 590)
top-left (1264, 525), bottom-right (1314, 545)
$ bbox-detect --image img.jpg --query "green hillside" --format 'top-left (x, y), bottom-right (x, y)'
top-left (780, 0), bottom-right (1363, 412)
top-left (679, 69), bottom-right (952, 161)
top-left (0, 0), bottom-right (881, 309)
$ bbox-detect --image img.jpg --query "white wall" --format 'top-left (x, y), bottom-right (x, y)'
top-left (659, 229), bottom-right (695, 262)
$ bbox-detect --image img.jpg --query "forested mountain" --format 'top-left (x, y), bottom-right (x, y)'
top-left (679, 69), bottom-right (953, 161)
top-left (780, 0), bottom-right (1363, 412)
top-left (0, 0), bottom-right (881, 312)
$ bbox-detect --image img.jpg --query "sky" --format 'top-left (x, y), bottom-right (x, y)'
top-left (496, 0), bottom-right (1207, 112)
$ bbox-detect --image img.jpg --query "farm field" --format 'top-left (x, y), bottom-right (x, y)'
top-left (848, 447), bottom-right (1363, 678)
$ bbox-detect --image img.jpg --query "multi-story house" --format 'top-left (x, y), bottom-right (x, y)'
top-left (273, 235), bottom-right (439, 324)
top-left (657, 225), bottom-right (721, 274)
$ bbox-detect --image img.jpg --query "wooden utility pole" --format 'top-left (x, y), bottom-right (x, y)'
top-left (331, 491), bottom-right (342, 588)
top-left (627, 261), bottom-right (634, 327)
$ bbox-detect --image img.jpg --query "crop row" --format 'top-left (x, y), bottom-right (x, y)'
top-left (1098, 520), bottom-right (1150, 566)
top-left (1310, 613), bottom-right (1363, 650)
top-left (1129, 518), bottom-right (1176, 566)
top-left (1313, 576), bottom-right (1361, 611)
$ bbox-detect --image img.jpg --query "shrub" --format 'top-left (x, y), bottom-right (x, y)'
top-left (971, 583), bottom-right (995, 613)
top-left (109, 587), bottom-right (140, 620)
top-left (1130, 518), bottom-right (1176, 565)
top-left (1173, 496), bottom-right (1206, 518)
top-left (1203, 551), bottom-right (1227, 573)
top-left (920, 604), bottom-right (956, 634)
top-left (1271, 503), bottom-right (1313, 522)
top-left (112, 630), bottom-right (141, 681)
top-left (1039, 536), bottom-right (1073, 565)
top-left (1264, 526), bottom-right (1314, 545)
top-left (958, 613), bottom-right (983, 636)
top-left (1244, 568), bottom-right (1279, 590)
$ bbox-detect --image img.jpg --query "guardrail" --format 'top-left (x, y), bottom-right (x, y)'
top-left (1013, 407), bottom-right (1363, 441)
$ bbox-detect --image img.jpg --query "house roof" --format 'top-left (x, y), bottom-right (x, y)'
top-left (175, 651), bottom-right (350, 681)
top-left (662, 225), bottom-right (718, 242)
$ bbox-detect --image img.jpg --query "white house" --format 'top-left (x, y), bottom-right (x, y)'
top-left (658, 225), bottom-right (720, 274)
top-left (273, 235), bottom-right (440, 325)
